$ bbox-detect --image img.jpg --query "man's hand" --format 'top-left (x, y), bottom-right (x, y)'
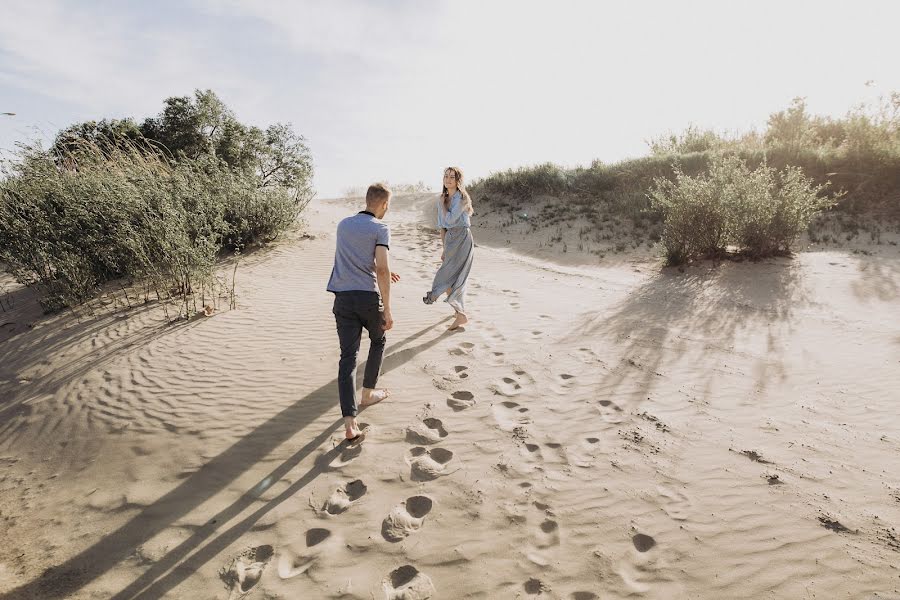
top-left (382, 309), bottom-right (394, 331)
top-left (390, 272), bottom-right (400, 283)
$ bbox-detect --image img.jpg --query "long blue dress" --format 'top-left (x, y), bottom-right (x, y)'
top-left (424, 191), bottom-right (474, 315)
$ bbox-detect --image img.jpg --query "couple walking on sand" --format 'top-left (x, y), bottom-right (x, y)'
top-left (326, 167), bottom-right (476, 443)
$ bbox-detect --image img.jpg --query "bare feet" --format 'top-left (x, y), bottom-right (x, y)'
top-left (344, 416), bottom-right (365, 443)
top-left (345, 430), bottom-right (366, 445)
top-left (448, 313), bottom-right (469, 331)
top-left (361, 387), bottom-right (390, 408)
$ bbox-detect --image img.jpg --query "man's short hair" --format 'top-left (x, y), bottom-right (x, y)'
top-left (366, 182), bottom-right (391, 204)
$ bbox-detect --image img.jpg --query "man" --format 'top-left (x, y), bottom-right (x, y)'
top-left (327, 183), bottom-right (399, 443)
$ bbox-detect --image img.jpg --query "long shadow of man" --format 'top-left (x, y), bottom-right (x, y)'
top-left (3, 319), bottom-right (452, 600)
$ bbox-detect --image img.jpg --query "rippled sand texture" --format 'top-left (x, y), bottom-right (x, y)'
top-left (1, 193), bottom-right (899, 599)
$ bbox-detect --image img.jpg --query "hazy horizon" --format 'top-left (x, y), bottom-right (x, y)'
top-left (1, 0), bottom-right (899, 197)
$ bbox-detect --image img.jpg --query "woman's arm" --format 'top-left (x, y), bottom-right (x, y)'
top-left (443, 193), bottom-right (466, 228)
top-left (440, 228), bottom-right (446, 260)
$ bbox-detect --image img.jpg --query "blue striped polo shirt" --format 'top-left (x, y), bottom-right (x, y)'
top-left (327, 211), bottom-right (391, 293)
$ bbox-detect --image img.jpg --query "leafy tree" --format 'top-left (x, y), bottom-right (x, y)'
top-left (49, 89), bottom-right (313, 203)
top-left (139, 89), bottom-right (233, 160)
top-left (259, 123), bottom-right (314, 200)
top-left (51, 118), bottom-right (145, 156)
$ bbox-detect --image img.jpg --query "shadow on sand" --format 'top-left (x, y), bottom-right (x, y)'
top-left (567, 258), bottom-right (806, 407)
top-left (2, 318), bottom-right (453, 600)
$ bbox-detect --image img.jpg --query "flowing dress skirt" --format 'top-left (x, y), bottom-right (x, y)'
top-left (424, 226), bottom-right (474, 314)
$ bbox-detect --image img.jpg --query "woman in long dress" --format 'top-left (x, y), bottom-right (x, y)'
top-left (423, 166), bottom-right (475, 330)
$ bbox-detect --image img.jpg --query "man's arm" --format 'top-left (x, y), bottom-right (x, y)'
top-left (375, 245), bottom-right (394, 330)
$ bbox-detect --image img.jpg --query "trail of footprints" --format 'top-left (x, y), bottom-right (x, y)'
top-left (251, 214), bottom-right (442, 599)
top-left (218, 329), bottom-right (608, 599)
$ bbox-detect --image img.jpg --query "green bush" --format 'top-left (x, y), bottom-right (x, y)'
top-left (0, 89), bottom-right (314, 313)
top-left (476, 162), bottom-right (570, 199)
top-left (471, 93), bottom-right (899, 231)
top-left (649, 155), bottom-right (834, 264)
top-left (729, 163), bottom-right (835, 258)
top-left (647, 158), bottom-right (730, 265)
top-left (0, 140), bottom-right (302, 312)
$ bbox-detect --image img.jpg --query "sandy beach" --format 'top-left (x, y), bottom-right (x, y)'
top-left (1, 192), bottom-right (899, 599)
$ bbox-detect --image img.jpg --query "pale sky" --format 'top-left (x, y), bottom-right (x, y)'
top-left (1, 0), bottom-right (898, 197)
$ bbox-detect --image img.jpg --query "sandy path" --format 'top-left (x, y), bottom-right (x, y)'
top-left (1, 193), bottom-right (898, 599)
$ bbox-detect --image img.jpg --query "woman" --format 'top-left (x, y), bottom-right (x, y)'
top-left (423, 166), bottom-right (475, 330)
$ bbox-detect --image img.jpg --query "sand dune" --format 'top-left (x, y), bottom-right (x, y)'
top-left (1, 193), bottom-right (899, 599)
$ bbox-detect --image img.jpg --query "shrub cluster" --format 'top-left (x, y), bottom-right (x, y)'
top-left (0, 90), bottom-right (312, 313)
top-left (649, 155), bottom-right (834, 264)
top-left (0, 139), bottom-right (300, 312)
top-left (470, 94), bottom-right (898, 262)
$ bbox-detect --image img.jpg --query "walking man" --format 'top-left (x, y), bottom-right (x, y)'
top-left (327, 183), bottom-right (399, 443)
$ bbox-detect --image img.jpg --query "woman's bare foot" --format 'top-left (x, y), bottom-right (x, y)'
top-left (448, 312), bottom-right (469, 330)
top-left (361, 387), bottom-right (390, 408)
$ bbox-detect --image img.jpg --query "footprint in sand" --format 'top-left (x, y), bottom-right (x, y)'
top-left (557, 373), bottom-right (576, 386)
top-left (447, 390), bottom-right (475, 411)
top-left (450, 342), bottom-right (476, 356)
top-left (536, 518), bottom-right (561, 548)
top-left (405, 418), bottom-right (449, 445)
top-left (219, 544), bottom-right (274, 599)
top-left (383, 565), bottom-right (436, 600)
top-left (382, 495), bottom-right (434, 542)
top-left (277, 528), bottom-right (332, 579)
top-left (323, 479), bottom-right (368, 515)
top-left (480, 325), bottom-right (507, 344)
top-left (492, 372), bottom-right (532, 397)
top-left (315, 424), bottom-right (370, 469)
top-left (327, 443), bottom-right (364, 468)
top-left (571, 593), bottom-right (599, 600)
top-left (515, 441), bottom-right (550, 473)
top-left (540, 442), bottom-right (570, 466)
top-left (632, 533), bottom-right (656, 552)
top-left (492, 400), bottom-right (532, 431)
top-left (454, 365), bottom-right (470, 379)
top-left (407, 447), bottom-right (455, 481)
top-left (523, 500), bottom-right (561, 567)
top-left (573, 346), bottom-right (601, 364)
top-left (486, 350), bottom-right (507, 366)
top-left (306, 528), bottom-right (331, 546)
top-left (524, 577), bottom-right (549, 595)
top-left (656, 484), bottom-right (692, 522)
top-left (566, 437), bottom-right (603, 468)
top-left (597, 399), bottom-right (625, 424)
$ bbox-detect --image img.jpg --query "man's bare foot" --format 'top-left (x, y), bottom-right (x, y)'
top-left (344, 429), bottom-right (366, 445)
top-left (344, 416), bottom-right (364, 442)
top-left (448, 313), bottom-right (469, 330)
top-left (360, 387), bottom-right (390, 408)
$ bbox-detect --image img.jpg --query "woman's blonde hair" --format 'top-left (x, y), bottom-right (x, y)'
top-left (442, 166), bottom-right (474, 215)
